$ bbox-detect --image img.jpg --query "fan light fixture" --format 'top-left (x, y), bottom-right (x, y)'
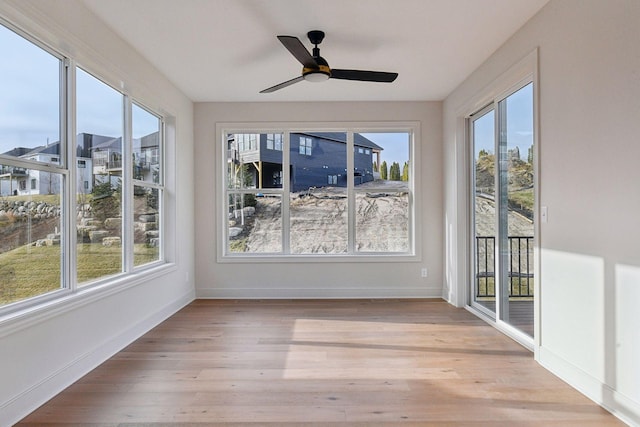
top-left (303, 65), bottom-right (330, 82)
top-left (303, 72), bottom-right (329, 82)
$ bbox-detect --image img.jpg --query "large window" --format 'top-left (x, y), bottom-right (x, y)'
top-left (220, 127), bottom-right (415, 258)
top-left (76, 67), bottom-right (124, 285)
top-left (0, 23), bottom-right (65, 307)
top-left (0, 21), bottom-right (165, 312)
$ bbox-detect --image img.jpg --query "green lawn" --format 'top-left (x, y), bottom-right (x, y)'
top-left (0, 243), bottom-right (158, 306)
top-left (476, 276), bottom-right (534, 299)
top-left (508, 188), bottom-right (534, 218)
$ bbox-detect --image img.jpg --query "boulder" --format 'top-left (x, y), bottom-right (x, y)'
top-left (104, 217), bottom-right (122, 229)
top-left (89, 230), bottom-right (110, 243)
top-left (102, 236), bottom-right (121, 247)
top-left (138, 214), bottom-right (157, 223)
top-left (229, 227), bottom-right (243, 237)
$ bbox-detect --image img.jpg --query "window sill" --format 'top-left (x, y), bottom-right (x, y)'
top-left (217, 253), bottom-right (419, 264)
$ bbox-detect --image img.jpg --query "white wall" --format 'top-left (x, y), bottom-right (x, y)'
top-left (0, 1), bottom-right (195, 425)
top-left (194, 101), bottom-right (443, 299)
top-left (443, 0), bottom-right (640, 424)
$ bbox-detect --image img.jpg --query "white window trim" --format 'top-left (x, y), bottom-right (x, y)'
top-left (216, 121), bottom-right (421, 263)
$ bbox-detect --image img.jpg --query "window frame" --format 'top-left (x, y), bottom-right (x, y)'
top-left (0, 17), bottom-right (169, 317)
top-left (217, 121), bottom-right (420, 263)
top-left (130, 101), bottom-right (165, 271)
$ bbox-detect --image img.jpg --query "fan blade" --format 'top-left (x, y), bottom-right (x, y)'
top-left (277, 36), bottom-right (318, 68)
top-left (330, 69), bottom-right (398, 83)
top-left (260, 76), bottom-right (305, 93)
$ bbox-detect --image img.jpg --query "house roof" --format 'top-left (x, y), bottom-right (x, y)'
top-left (23, 143), bottom-right (60, 156)
top-left (140, 132), bottom-right (159, 149)
top-left (300, 132), bottom-right (383, 151)
top-left (2, 147), bottom-right (35, 157)
top-left (91, 137), bottom-right (122, 151)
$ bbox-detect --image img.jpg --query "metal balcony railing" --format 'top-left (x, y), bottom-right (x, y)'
top-left (475, 236), bottom-right (534, 298)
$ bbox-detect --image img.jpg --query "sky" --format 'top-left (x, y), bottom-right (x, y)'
top-left (360, 132), bottom-right (409, 168)
top-left (473, 82), bottom-right (534, 160)
top-left (1, 24), bottom-right (158, 156)
top-left (0, 24), bottom-right (59, 152)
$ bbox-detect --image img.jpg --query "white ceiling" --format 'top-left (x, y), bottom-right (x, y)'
top-left (82, 0), bottom-right (549, 103)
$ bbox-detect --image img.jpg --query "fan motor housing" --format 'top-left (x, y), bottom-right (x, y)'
top-left (303, 54), bottom-right (330, 81)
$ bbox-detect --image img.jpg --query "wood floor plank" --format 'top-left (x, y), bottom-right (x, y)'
top-left (17, 299), bottom-right (623, 425)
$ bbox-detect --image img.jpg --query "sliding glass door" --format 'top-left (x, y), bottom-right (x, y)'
top-left (470, 83), bottom-right (534, 338)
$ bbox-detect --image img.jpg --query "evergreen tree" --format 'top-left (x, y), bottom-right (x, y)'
top-left (380, 161), bottom-right (388, 180)
top-left (402, 162), bottom-right (409, 181)
top-left (372, 161), bottom-right (378, 172)
top-left (390, 162), bottom-right (401, 181)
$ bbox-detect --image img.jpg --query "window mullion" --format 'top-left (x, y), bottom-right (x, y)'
top-left (65, 58), bottom-right (77, 292)
top-left (158, 119), bottom-right (165, 261)
top-left (122, 97), bottom-right (133, 273)
top-left (347, 131), bottom-right (355, 254)
top-left (282, 131), bottom-right (291, 254)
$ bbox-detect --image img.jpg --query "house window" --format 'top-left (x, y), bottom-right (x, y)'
top-left (299, 136), bottom-right (312, 156)
top-left (266, 133), bottom-right (282, 151)
top-left (236, 133), bottom-right (258, 152)
top-left (220, 127), bottom-right (416, 258)
top-left (273, 170), bottom-right (282, 186)
top-left (0, 18), bottom-right (169, 313)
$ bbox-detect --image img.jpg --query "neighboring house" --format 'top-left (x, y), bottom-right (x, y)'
top-left (0, 132), bottom-right (160, 196)
top-left (1, 143), bottom-right (65, 196)
top-left (90, 136), bottom-right (122, 184)
top-left (134, 132), bottom-right (160, 183)
top-left (227, 132), bottom-right (382, 192)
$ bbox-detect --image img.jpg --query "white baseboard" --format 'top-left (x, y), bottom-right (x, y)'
top-left (196, 286), bottom-right (443, 299)
top-left (538, 346), bottom-right (640, 427)
top-left (2, 289), bottom-right (195, 427)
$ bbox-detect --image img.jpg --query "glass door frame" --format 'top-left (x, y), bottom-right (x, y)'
top-left (469, 103), bottom-right (498, 320)
top-left (467, 77), bottom-right (538, 350)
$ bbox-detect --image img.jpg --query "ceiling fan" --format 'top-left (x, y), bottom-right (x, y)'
top-left (260, 30), bottom-right (398, 93)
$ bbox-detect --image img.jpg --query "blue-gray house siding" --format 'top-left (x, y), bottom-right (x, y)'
top-left (229, 132), bottom-right (382, 192)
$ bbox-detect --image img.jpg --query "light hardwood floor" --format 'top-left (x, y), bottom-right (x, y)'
top-left (18, 299), bottom-right (623, 426)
